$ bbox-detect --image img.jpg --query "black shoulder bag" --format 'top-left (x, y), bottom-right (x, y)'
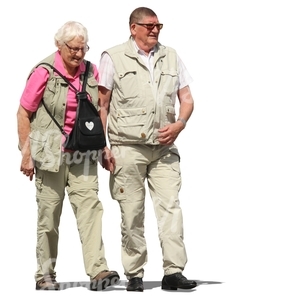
top-left (39, 61), bottom-right (106, 152)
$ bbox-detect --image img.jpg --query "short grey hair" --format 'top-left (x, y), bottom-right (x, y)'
top-left (129, 7), bottom-right (157, 25)
top-left (54, 21), bottom-right (89, 47)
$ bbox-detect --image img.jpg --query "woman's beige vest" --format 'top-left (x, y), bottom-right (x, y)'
top-left (105, 39), bottom-right (179, 145)
top-left (29, 53), bottom-right (99, 172)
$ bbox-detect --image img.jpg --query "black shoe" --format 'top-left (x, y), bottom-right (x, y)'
top-left (162, 272), bottom-right (197, 290)
top-left (126, 277), bottom-right (144, 292)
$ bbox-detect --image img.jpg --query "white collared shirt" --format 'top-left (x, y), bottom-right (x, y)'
top-left (132, 39), bottom-right (155, 80)
top-left (98, 39), bottom-right (192, 90)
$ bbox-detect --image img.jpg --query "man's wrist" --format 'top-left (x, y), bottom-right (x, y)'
top-left (177, 118), bottom-right (187, 127)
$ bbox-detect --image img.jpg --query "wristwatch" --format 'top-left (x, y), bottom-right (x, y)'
top-left (177, 118), bottom-right (187, 127)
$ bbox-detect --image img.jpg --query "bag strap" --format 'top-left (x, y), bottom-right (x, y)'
top-left (82, 61), bottom-right (90, 92)
top-left (37, 62), bottom-right (79, 93)
top-left (76, 61), bottom-right (90, 101)
top-left (38, 61), bottom-right (91, 136)
top-left (37, 60), bottom-right (91, 93)
top-left (41, 100), bottom-right (68, 138)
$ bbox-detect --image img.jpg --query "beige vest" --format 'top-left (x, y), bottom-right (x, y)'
top-left (29, 53), bottom-right (99, 172)
top-left (105, 39), bottom-right (179, 145)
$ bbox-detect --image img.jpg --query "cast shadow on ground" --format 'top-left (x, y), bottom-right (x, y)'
top-left (57, 279), bottom-right (222, 292)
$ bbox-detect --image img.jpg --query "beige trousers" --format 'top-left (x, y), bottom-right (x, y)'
top-left (110, 144), bottom-right (187, 279)
top-left (34, 152), bottom-right (108, 281)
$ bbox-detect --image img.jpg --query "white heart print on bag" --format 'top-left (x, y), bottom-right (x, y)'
top-left (85, 121), bottom-right (94, 131)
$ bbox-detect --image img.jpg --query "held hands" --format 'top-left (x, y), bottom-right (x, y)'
top-left (99, 147), bottom-right (115, 173)
top-left (158, 121), bottom-right (185, 145)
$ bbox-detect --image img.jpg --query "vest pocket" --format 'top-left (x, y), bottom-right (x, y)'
top-left (87, 78), bottom-right (98, 88)
top-left (116, 107), bottom-right (147, 140)
top-left (43, 78), bottom-right (56, 100)
top-left (165, 105), bottom-right (176, 124)
top-left (29, 129), bottom-right (61, 171)
top-left (118, 70), bottom-right (138, 100)
top-left (160, 69), bottom-right (179, 96)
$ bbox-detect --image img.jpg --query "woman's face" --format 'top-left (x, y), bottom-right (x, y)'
top-left (58, 36), bottom-right (88, 71)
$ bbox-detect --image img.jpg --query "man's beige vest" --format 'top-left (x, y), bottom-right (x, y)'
top-left (105, 39), bottom-right (179, 145)
top-left (28, 53), bottom-right (99, 172)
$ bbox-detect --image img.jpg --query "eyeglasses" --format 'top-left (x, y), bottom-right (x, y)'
top-left (64, 43), bottom-right (90, 54)
top-left (136, 23), bottom-right (163, 30)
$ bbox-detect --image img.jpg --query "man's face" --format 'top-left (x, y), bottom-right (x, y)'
top-left (130, 16), bottom-right (163, 53)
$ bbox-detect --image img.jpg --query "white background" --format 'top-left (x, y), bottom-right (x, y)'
top-left (1, 0), bottom-right (300, 299)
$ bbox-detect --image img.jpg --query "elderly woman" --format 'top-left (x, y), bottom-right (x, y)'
top-left (16, 21), bottom-right (119, 291)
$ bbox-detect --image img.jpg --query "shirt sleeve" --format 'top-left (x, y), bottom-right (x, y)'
top-left (92, 63), bottom-right (99, 82)
top-left (20, 67), bottom-right (50, 112)
top-left (98, 52), bottom-right (114, 90)
top-left (177, 55), bottom-right (193, 89)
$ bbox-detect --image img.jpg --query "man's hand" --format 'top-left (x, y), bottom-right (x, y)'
top-left (158, 121), bottom-right (184, 145)
top-left (99, 147), bottom-right (115, 173)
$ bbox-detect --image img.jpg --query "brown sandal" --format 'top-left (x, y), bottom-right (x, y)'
top-left (36, 275), bottom-right (60, 290)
